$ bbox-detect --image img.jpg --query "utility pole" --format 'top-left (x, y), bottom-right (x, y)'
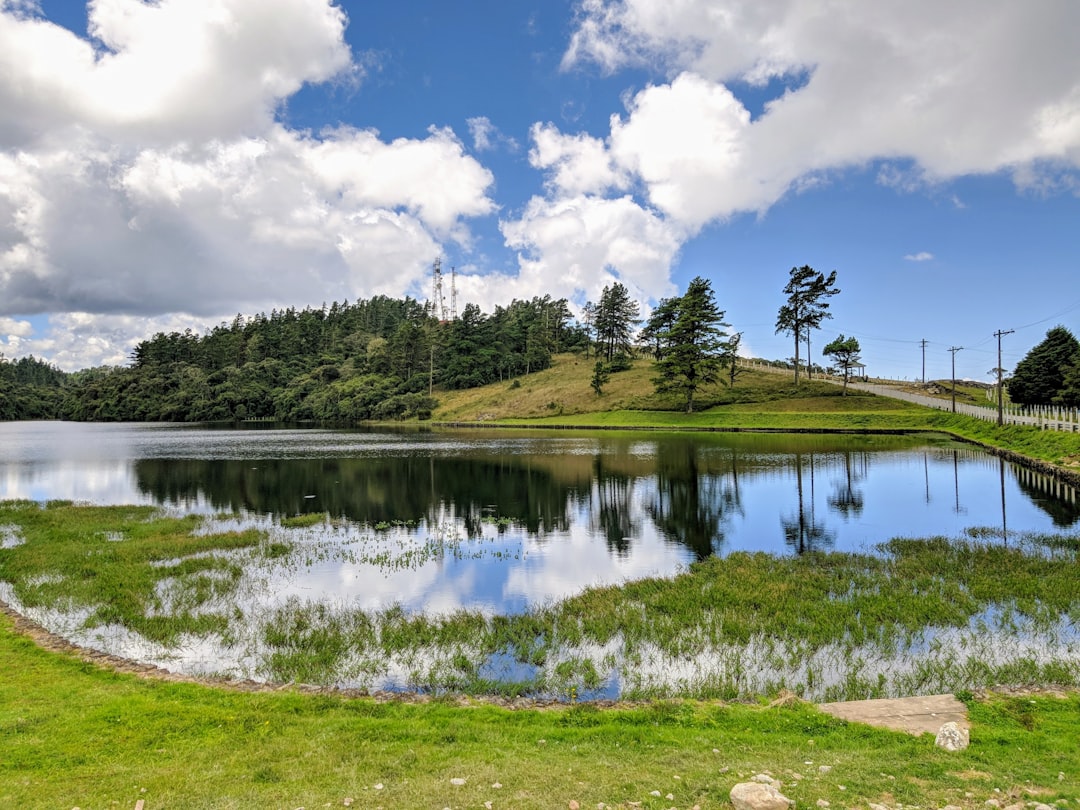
top-left (948, 346), bottom-right (963, 413)
top-left (920, 339), bottom-right (928, 384)
top-left (994, 329), bottom-right (1014, 426)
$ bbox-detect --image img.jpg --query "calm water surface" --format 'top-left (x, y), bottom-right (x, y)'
top-left (1, 421), bottom-right (1077, 617)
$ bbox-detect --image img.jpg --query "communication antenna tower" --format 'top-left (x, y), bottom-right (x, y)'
top-left (450, 265), bottom-right (458, 321)
top-left (430, 258), bottom-right (446, 321)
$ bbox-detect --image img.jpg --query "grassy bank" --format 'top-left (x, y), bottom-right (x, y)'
top-left (432, 355), bottom-right (1080, 468)
top-left (1, 612), bottom-right (1078, 808)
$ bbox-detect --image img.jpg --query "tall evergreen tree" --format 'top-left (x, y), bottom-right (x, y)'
top-left (653, 276), bottom-right (731, 413)
top-left (775, 265), bottom-right (840, 385)
top-left (1007, 325), bottom-right (1080, 406)
top-left (1055, 354), bottom-right (1080, 407)
top-left (595, 282), bottom-right (641, 362)
top-left (640, 297), bottom-right (679, 360)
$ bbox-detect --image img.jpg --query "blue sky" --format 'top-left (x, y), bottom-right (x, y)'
top-left (2, 0), bottom-right (1080, 382)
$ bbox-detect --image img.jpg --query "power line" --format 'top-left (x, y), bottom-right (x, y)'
top-left (1013, 296), bottom-right (1080, 332)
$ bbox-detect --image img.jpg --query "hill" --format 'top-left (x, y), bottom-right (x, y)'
top-left (432, 353), bottom-right (923, 423)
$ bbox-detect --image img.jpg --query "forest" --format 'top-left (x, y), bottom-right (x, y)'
top-left (2, 269), bottom-right (758, 422)
top-left (0, 290), bottom-right (602, 422)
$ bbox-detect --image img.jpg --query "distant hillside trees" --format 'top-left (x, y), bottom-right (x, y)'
top-left (1007, 326), bottom-right (1080, 407)
top-left (46, 293), bottom-right (587, 423)
top-left (0, 355), bottom-right (67, 419)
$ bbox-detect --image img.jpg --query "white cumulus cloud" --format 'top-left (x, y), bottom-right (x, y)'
top-left (564, 0), bottom-right (1080, 217)
top-left (0, 0), bottom-right (498, 369)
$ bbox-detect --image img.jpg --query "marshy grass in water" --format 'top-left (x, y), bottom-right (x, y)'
top-left (1, 499), bottom-right (1078, 700)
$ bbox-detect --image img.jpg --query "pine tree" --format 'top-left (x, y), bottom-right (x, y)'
top-left (1007, 326), bottom-right (1080, 406)
top-left (822, 334), bottom-right (862, 394)
top-left (775, 265), bottom-right (840, 384)
top-left (595, 282), bottom-right (641, 362)
top-left (653, 276), bottom-right (731, 413)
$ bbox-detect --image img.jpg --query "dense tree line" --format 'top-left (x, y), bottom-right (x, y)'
top-left (0, 355), bottom-right (69, 420)
top-left (0, 295), bottom-right (586, 422)
top-left (1007, 326), bottom-right (1080, 407)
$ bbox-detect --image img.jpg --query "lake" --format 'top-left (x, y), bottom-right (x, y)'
top-left (1, 421), bottom-right (1078, 615)
top-left (1, 421), bottom-right (1078, 698)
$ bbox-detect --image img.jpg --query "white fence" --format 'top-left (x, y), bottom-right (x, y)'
top-left (737, 360), bottom-right (1080, 433)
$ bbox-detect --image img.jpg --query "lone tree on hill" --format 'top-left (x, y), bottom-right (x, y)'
top-left (652, 276), bottom-right (733, 413)
top-left (775, 265), bottom-right (840, 385)
top-left (822, 334), bottom-right (862, 394)
top-left (1006, 325), bottom-right (1080, 406)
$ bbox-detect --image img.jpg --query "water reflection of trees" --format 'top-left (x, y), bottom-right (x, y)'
top-left (645, 442), bottom-right (743, 560)
top-left (781, 452), bottom-right (836, 554)
top-left (131, 432), bottom-right (1080, 562)
top-left (827, 451), bottom-right (867, 518)
top-left (589, 456), bottom-right (640, 556)
top-left (134, 456), bottom-right (580, 537)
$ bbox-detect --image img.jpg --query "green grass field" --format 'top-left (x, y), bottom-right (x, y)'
top-left (2, 614), bottom-right (1078, 808)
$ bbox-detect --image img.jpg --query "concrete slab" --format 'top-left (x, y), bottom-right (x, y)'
top-left (817, 694), bottom-right (969, 736)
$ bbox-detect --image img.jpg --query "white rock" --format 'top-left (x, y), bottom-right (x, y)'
top-left (817, 800), bottom-right (831, 807)
top-left (730, 781), bottom-right (795, 810)
top-left (450, 777), bottom-right (466, 786)
top-left (934, 722), bottom-right (970, 752)
top-left (869, 803), bottom-right (890, 810)
top-left (818, 765), bottom-right (833, 774)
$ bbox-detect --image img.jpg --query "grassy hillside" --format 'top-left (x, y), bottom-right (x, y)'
top-left (431, 354), bottom-right (1080, 469)
top-left (432, 353), bottom-right (918, 422)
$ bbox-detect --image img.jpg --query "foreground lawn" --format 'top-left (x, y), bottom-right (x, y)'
top-left (1, 614), bottom-right (1078, 809)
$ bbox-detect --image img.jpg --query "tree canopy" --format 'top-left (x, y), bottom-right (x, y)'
top-left (0, 295), bottom-right (588, 423)
top-left (822, 334), bottom-right (862, 394)
top-left (593, 282), bottom-right (641, 363)
top-left (775, 265), bottom-right (840, 385)
top-left (1006, 326), bottom-right (1080, 406)
top-left (651, 276), bottom-right (732, 413)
